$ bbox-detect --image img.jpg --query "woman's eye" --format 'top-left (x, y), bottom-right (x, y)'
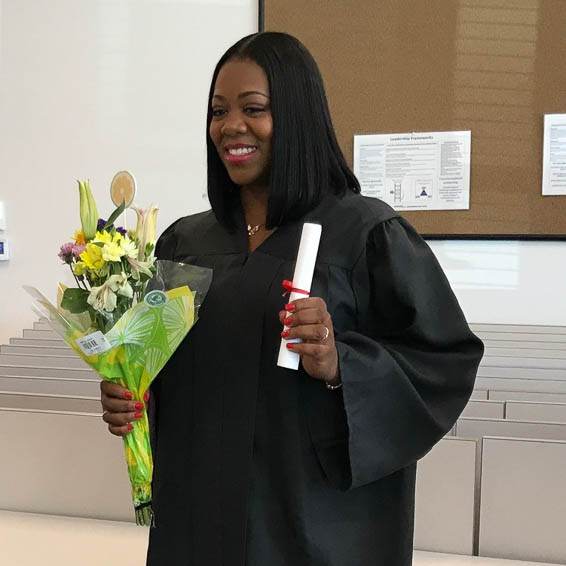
top-left (245, 107), bottom-right (265, 115)
top-left (211, 108), bottom-right (226, 118)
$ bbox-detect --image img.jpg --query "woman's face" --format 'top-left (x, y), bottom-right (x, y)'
top-left (209, 58), bottom-right (273, 191)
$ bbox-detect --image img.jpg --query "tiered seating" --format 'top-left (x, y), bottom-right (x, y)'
top-left (413, 323), bottom-right (566, 563)
top-left (1, 320), bottom-right (564, 565)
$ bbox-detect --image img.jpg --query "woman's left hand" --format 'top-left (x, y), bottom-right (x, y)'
top-left (279, 297), bottom-right (341, 386)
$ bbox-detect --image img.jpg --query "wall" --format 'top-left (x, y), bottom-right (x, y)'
top-left (1, 1), bottom-right (565, 347)
top-left (429, 240), bottom-right (566, 326)
top-left (0, 0), bottom-right (257, 344)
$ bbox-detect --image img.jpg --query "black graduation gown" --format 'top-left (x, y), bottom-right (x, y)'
top-left (146, 192), bottom-right (484, 566)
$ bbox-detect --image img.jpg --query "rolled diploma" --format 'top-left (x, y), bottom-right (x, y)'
top-left (277, 222), bottom-right (322, 370)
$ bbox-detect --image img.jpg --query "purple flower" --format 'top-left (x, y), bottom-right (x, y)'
top-left (97, 217), bottom-right (126, 236)
top-left (58, 242), bottom-right (75, 265)
top-left (72, 243), bottom-right (86, 257)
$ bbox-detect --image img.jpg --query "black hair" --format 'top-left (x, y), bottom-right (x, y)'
top-left (206, 31), bottom-right (360, 230)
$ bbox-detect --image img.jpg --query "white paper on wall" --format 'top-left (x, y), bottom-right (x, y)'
top-left (354, 130), bottom-right (471, 211)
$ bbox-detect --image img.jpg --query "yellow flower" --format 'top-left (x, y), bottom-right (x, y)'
top-left (121, 237), bottom-right (138, 260)
top-left (93, 231), bottom-right (112, 244)
top-left (102, 241), bottom-right (125, 262)
top-left (80, 243), bottom-right (105, 271)
top-left (72, 261), bottom-right (87, 276)
top-left (73, 230), bottom-right (86, 245)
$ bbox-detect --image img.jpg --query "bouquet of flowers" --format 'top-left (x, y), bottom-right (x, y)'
top-left (25, 180), bottom-right (212, 526)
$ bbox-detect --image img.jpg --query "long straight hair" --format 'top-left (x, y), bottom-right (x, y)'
top-left (206, 32), bottom-right (360, 230)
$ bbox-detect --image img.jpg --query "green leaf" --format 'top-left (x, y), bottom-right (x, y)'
top-left (103, 202), bottom-right (126, 231)
top-left (61, 288), bottom-right (90, 314)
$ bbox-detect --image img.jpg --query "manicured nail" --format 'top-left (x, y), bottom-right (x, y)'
top-left (143, 391), bottom-right (149, 402)
top-left (135, 412), bottom-right (143, 419)
top-left (281, 330), bottom-right (290, 338)
top-left (286, 343), bottom-right (295, 350)
top-left (284, 303), bottom-right (295, 312)
top-left (135, 402), bottom-right (143, 410)
top-left (127, 423), bottom-right (134, 431)
top-left (124, 391), bottom-right (132, 400)
top-left (284, 317), bottom-right (292, 326)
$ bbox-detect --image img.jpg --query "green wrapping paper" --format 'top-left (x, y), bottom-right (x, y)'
top-left (25, 259), bottom-right (212, 526)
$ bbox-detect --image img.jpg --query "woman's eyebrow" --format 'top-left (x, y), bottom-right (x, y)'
top-left (238, 91), bottom-right (269, 99)
top-left (212, 91), bottom-right (269, 100)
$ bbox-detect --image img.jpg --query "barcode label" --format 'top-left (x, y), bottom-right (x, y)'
top-left (76, 331), bottom-right (111, 356)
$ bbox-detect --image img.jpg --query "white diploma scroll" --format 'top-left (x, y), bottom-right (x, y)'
top-left (277, 222), bottom-right (322, 370)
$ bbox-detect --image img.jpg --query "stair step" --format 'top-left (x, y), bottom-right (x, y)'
top-left (10, 338), bottom-right (67, 347)
top-left (22, 329), bottom-right (60, 340)
top-left (0, 353), bottom-right (89, 369)
top-left (0, 365), bottom-right (97, 379)
top-left (0, 392), bottom-right (101, 413)
top-left (1, 345), bottom-right (75, 357)
top-left (0, 376), bottom-right (100, 396)
top-left (32, 322), bottom-right (53, 331)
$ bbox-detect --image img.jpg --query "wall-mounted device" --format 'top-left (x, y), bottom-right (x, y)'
top-left (0, 237), bottom-right (9, 261)
top-left (0, 202), bottom-right (9, 260)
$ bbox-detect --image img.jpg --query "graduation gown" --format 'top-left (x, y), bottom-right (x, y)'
top-left (146, 192), bottom-right (484, 566)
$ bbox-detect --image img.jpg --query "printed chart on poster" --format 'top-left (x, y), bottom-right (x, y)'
top-left (542, 114), bottom-right (566, 196)
top-left (354, 131), bottom-right (471, 211)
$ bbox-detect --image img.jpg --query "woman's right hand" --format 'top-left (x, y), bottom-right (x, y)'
top-left (100, 381), bottom-right (147, 437)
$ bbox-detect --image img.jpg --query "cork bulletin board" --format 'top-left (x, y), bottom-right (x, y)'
top-left (261, 0), bottom-right (566, 239)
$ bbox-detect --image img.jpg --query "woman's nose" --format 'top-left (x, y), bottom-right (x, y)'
top-left (221, 112), bottom-right (247, 136)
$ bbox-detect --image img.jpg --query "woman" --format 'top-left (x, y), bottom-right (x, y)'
top-left (101, 32), bottom-right (483, 566)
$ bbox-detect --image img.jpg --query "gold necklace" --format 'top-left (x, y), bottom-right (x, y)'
top-left (247, 223), bottom-right (265, 237)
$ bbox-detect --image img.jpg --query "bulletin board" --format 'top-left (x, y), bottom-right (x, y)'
top-left (262, 0), bottom-right (566, 238)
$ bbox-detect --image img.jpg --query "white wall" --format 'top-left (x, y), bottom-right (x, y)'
top-left (0, 0), bottom-right (257, 344)
top-left (429, 240), bottom-right (566, 326)
top-left (1, 1), bottom-right (565, 347)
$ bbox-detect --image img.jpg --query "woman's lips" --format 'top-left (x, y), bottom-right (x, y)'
top-left (224, 145), bottom-right (257, 163)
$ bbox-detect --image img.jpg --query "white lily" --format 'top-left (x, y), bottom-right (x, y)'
top-left (78, 180), bottom-right (99, 240)
top-left (133, 204), bottom-right (159, 260)
top-left (127, 257), bottom-right (155, 281)
top-left (87, 282), bottom-right (117, 313)
top-left (108, 273), bottom-right (134, 298)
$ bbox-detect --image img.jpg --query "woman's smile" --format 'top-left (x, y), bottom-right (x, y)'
top-left (224, 143), bottom-right (258, 163)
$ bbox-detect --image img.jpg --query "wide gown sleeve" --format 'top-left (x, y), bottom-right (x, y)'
top-left (329, 216), bottom-right (483, 489)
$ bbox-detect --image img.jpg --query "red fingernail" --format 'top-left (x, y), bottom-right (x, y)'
top-left (143, 391), bottom-right (149, 402)
top-left (284, 317), bottom-right (292, 326)
top-left (135, 412), bottom-right (143, 419)
top-left (286, 343), bottom-right (295, 350)
top-left (135, 402), bottom-right (143, 410)
top-left (124, 391), bottom-right (132, 400)
top-left (281, 330), bottom-right (289, 338)
top-left (284, 303), bottom-right (295, 312)
top-left (127, 423), bottom-right (134, 431)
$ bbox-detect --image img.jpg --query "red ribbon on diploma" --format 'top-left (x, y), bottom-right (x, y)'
top-left (282, 279), bottom-right (310, 298)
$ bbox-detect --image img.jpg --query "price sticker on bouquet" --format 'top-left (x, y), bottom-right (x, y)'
top-left (76, 331), bottom-right (112, 356)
